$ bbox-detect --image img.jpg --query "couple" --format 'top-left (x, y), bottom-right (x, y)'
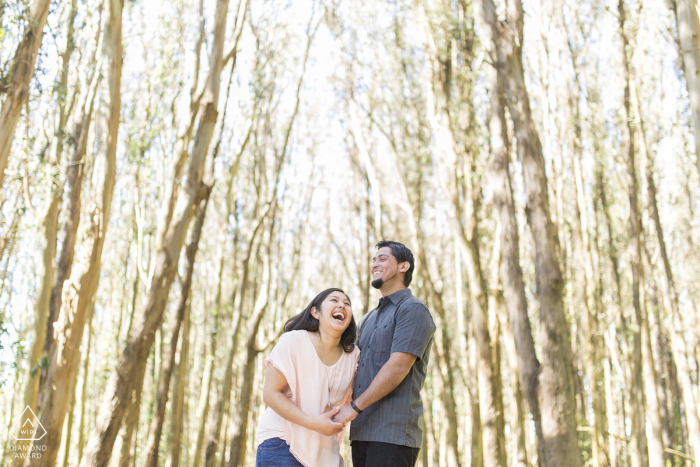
top-left (255, 240), bottom-right (436, 467)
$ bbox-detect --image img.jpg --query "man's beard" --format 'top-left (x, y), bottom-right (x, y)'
top-left (371, 270), bottom-right (397, 290)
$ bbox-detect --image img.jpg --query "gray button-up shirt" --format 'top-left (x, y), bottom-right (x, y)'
top-left (350, 288), bottom-right (436, 448)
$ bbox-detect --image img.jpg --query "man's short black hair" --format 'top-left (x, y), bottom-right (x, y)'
top-left (376, 240), bottom-right (415, 286)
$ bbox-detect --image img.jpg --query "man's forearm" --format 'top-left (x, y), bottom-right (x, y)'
top-left (354, 357), bottom-right (413, 411)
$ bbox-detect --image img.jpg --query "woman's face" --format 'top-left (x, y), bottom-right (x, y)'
top-left (313, 291), bottom-right (353, 335)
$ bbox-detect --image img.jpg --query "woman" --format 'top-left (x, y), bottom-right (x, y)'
top-left (256, 288), bottom-right (360, 467)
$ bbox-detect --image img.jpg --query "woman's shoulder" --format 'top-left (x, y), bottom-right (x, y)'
top-left (277, 329), bottom-right (308, 346)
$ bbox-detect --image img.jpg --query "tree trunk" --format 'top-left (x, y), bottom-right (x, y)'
top-left (144, 191), bottom-right (210, 467)
top-left (226, 277), bottom-right (270, 467)
top-left (165, 301), bottom-right (190, 467)
top-left (60, 357), bottom-right (79, 467)
top-left (116, 362), bottom-right (145, 467)
top-left (566, 32), bottom-right (609, 464)
top-left (0, 0), bottom-right (52, 190)
top-left (480, 0), bottom-right (581, 462)
top-left (21, 0), bottom-right (78, 425)
top-left (44, 25), bottom-right (104, 362)
top-left (78, 1), bottom-right (230, 465)
top-left (203, 203), bottom-right (270, 467)
top-left (482, 43), bottom-right (545, 467)
top-left (672, 0), bottom-right (700, 177)
top-left (77, 303), bottom-right (95, 464)
top-left (30, 0), bottom-right (123, 462)
top-left (643, 119), bottom-right (700, 462)
top-left (467, 322), bottom-right (484, 467)
top-left (617, 2), bottom-right (654, 466)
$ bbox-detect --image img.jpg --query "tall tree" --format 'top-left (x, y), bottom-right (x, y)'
top-left (29, 0), bottom-right (123, 463)
top-left (0, 0), bottom-right (52, 190)
top-left (479, 0), bottom-right (582, 465)
top-left (672, 0), bottom-right (700, 177)
top-left (20, 0), bottom-right (78, 429)
top-left (78, 0), bottom-right (232, 464)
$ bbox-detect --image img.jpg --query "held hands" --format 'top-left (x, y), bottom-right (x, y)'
top-left (312, 406), bottom-right (344, 436)
top-left (332, 404), bottom-right (358, 424)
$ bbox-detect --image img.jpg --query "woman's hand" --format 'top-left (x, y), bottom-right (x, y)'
top-left (311, 406), bottom-right (344, 436)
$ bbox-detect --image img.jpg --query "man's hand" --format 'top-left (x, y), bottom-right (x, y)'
top-left (311, 406), bottom-right (344, 436)
top-left (332, 404), bottom-right (358, 424)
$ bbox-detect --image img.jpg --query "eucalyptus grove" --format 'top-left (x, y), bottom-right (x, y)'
top-left (1, 0), bottom-right (698, 466)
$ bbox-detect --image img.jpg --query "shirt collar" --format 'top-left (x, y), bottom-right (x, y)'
top-left (384, 288), bottom-right (412, 305)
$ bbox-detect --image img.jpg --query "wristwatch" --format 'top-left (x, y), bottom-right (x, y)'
top-left (350, 400), bottom-right (363, 414)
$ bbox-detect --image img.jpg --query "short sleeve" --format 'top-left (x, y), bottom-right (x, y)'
top-left (264, 332), bottom-right (298, 398)
top-left (390, 303), bottom-right (436, 361)
top-left (340, 348), bottom-right (361, 406)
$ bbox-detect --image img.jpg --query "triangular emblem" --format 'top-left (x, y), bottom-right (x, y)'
top-left (11, 406), bottom-right (47, 441)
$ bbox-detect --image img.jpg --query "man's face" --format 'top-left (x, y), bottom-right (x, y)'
top-left (371, 246), bottom-right (399, 289)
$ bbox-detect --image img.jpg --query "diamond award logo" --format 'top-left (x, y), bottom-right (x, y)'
top-left (11, 406), bottom-right (46, 441)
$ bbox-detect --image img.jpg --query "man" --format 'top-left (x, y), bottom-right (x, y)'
top-left (333, 240), bottom-right (436, 467)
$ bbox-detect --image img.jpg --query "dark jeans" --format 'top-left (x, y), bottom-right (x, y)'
top-left (351, 440), bottom-right (420, 467)
top-left (255, 438), bottom-right (303, 467)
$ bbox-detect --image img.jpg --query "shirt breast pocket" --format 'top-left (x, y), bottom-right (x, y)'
top-left (370, 322), bottom-right (394, 353)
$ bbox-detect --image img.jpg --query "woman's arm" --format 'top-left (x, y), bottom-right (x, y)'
top-left (263, 365), bottom-right (344, 436)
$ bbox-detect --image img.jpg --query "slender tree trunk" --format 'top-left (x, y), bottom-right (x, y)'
top-left (116, 364), bottom-right (145, 467)
top-left (61, 302), bottom-right (92, 467)
top-left (566, 34), bottom-right (609, 464)
top-left (22, 0), bottom-right (78, 424)
top-left (30, 0), bottom-right (122, 462)
top-left (78, 2), bottom-right (231, 465)
top-left (643, 121), bottom-right (700, 462)
top-left (672, 0), bottom-right (700, 176)
top-left (0, 0), bottom-right (52, 190)
top-left (480, 0), bottom-right (581, 463)
top-left (641, 284), bottom-right (665, 467)
top-left (428, 296), bottom-right (463, 467)
top-left (202, 206), bottom-right (268, 467)
top-left (44, 20), bottom-right (104, 362)
top-left (226, 276), bottom-right (270, 467)
top-left (617, 2), bottom-right (654, 466)
top-left (60, 355), bottom-right (79, 467)
top-left (483, 49), bottom-right (544, 467)
top-left (467, 322), bottom-right (484, 467)
top-left (143, 32), bottom-right (242, 463)
top-left (77, 303), bottom-right (94, 464)
top-left (144, 191), bottom-right (210, 467)
top-left (165, 301), bottom-right (190, 467)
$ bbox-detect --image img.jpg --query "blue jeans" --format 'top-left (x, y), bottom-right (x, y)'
top-left (256, 438), bottom-right (304, 467)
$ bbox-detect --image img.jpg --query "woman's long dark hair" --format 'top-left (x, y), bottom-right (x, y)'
top-left (284, 288), bottom-right (357, 353)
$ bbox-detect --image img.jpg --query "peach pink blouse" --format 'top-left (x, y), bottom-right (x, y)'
top-left (256, 330), bottom-right (360, 467)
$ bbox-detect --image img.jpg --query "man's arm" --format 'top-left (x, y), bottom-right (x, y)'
top-left (333, 352), bottom-right (416, 424)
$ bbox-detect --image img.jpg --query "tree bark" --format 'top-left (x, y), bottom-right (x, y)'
top-left (672, 0), bottom-right (700, 177)
top-left (30, 0), bottom-right (122, 462)
top-left (0, 0), bottom-right (52, 190)
top-left (482, 37), bottom-right (545, 467)
top-left (144, 192), bottom-right (209, 467)
top-left (480, 0), bottom-right (581, 464)
top-left (643, 118), bottom-right (700, 462)
top-left (202, 205), bottom-right (269, 467)
top-left (44, 21), bottom-right (104, 362)
top-left (20, 0), bottom-right (77, 442)
top-left (78, 1), bottom-right (231, 465)
top-left (226, 272), bottom-right (271, 467)
top-left (165, 301), bottom-right (190, 467)
top-left (617, 2), bottom-right (654, 465)
top-left (77, 303), bottom-right (95, 464)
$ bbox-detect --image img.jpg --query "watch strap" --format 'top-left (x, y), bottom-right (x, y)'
top-left (350, 400), bottom-right (363, 414)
